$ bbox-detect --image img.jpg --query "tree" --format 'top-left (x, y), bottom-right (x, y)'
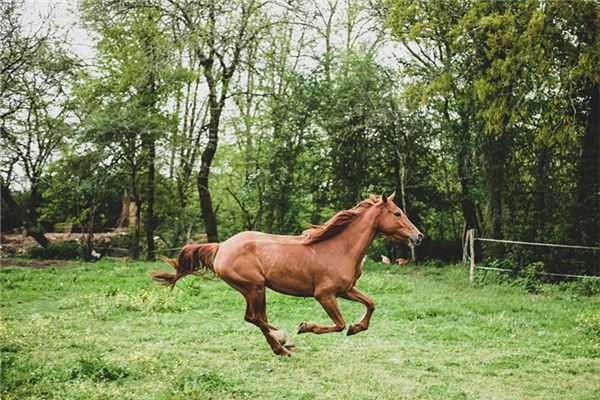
top-left (79, 0), bottom-right (177, 259)
top-left (388, 0), bottom-right (481, 242)
top-left (39, 150), bottom-right (122, 258)
top-left (387, 0), bottom-right (599, 270)
top-left (0, 0), bottom-right (77, 247)
top-left (162, 0), bottom-right (279, 242)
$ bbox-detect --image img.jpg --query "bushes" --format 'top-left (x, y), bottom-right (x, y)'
top-left (27, 242), bottom-right (86, 260)
top-left (559, 279), bottom-right (600, 297)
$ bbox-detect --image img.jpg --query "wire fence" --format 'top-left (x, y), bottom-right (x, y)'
top-left (473, 265), bottom-right (600, 280)
top-left (464, 229), bottom-right (600, 282)
top-left (474, 237), bottom-right (600, 251)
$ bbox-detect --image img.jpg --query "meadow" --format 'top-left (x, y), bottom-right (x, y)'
top-left (1, 258), bottom-right (599, 400)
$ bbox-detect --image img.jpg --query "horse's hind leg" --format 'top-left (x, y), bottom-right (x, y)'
top-left (242, 285), bottom-right (295, 356)
top-left (340, 287), bottom-right (375, 336)
top-left (298, 294), bottom-right (346, 334)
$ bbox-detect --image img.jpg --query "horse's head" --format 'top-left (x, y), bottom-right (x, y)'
top-left (376, 192), bottom-right (424, 246)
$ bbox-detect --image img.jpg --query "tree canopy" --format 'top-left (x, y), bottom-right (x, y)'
top-left (1, 0), bottom-right (598, 275)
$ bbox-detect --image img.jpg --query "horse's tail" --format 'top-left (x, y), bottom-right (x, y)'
top-left (149, 243), bottom-right (220, 289)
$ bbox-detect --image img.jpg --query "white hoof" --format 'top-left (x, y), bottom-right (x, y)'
top-left (270, 329), bottom-right (296, 352)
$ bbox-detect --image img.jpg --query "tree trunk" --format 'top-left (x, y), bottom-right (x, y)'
top-left (130, 178), bottom-right (141, 260)
top-left (457, 149), bottom-right (478, 231)
top-left (28, 179), bottom-right (41, 224)
top-left (197, 106), bottom-right (221, 243)
top-left (144, 134), bottom-right (156, 260)
top-left (484, 133), bottom-right (507, 257)
top-left (400, 164), bottom-right (416, 262)
top-left (575, 83), bottom-right (599, 245)
top-left (117, 188), bottom-right (130, 229)
top-left (198, 166), bottom-right (218, 243)
top-left (532, 145), bottom-right (549, 241)
top-left (458, 145), bottom-right (479, 250)
top-left (1, 182), bottom-right (50, 248)
top-left (487, 141), bottom-right (505, 240)
top-left (394, 150), bottom-right (416, 261)
top-left (133, 197), bottom-right (142, 259)
top-left (140, 13), bottom-right (158, 260)
top-left (447, 104), bottom-right (478, 246)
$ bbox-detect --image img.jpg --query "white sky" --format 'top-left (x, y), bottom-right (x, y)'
top-left (22, 0), bottom-right (96, 62)
top-left (22, 0), bottom-right (403, 67)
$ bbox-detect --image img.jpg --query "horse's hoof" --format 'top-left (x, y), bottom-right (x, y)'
top-left (297, 322), bottom-right (308, 334)
top-left (271, 330), bottom-right (296, 352)
top-left (277, 349), bottom-right (292, 357)
top-left (286, 344), bottom-right (297, 353)
top-left (347, 325), bottom-right (357, 336)
top-left (270, 329), bottom-right (287, 344)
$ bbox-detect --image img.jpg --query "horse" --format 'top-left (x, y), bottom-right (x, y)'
top-left (150, 192), bottom-right (423, 356)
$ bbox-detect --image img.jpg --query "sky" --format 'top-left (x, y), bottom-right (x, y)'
top-left (22, 0), bottom-right (96, 62)
top-left (21, 0), bottom-right (403, 67)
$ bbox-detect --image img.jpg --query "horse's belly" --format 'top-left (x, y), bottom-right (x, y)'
top-left (266, 282), bottom-right (314, 297)
top-left (264, 267), bottom-right (315, 297)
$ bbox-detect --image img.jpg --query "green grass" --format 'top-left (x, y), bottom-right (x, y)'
top-left (1, 258), bottom-right (599, 400)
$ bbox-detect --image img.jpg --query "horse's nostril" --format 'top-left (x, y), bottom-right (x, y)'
top-left (417, 233), bottom-right (424, 240)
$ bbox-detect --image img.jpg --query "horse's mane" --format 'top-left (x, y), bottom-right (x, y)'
top-left (301, 195), bottom-right (381, 245)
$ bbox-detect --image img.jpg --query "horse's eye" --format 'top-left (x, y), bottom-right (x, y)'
top-left (394, 211), bottom-right (402, 217)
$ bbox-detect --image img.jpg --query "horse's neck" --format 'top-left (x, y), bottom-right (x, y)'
top-left (331, 207), bottom-right (379, 264)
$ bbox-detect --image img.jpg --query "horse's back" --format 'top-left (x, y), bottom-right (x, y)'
top-left (216, 230), bottom-right (307, 267)
top-left (214, 231), bottom-right (318, 296)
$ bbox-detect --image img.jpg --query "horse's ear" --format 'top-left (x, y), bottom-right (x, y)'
top-left (381, 192), bottom-right (388, 204)
top-left (388, 191), bottom-right (396, 201)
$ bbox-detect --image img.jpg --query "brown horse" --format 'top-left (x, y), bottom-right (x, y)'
top-left (151, 192), bottom-right (423, 356)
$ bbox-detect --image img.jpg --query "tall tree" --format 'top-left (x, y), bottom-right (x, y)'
top-left (163, 0), bottom-right (274, 242)
top-left (79, 0), bottom-right (175, 259)
top-left (0, 0), bottom-right (77, 246)
top-left (388, 0), bottom-right (480, 241)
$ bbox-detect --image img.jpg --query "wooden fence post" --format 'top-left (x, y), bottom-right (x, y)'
top-left (469, 229), bottom-right (475, 282)
top-left (462, 226), bottom-right (468, 265)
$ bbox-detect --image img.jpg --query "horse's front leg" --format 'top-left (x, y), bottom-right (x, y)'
top-left (298, 294), bottom-right (346, 334)
top-left (339, 287), bottom-right (375, 336)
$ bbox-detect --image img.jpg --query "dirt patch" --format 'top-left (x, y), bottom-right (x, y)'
top-left (0, 231), bottom-right (132, 257)
top-left (1, 259), bottom-right (70, 269)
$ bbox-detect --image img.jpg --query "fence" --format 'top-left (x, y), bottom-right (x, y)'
top-left (463, 229), bottom-right (600, 282)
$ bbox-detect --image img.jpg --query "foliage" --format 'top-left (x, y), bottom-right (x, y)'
top-left (0, 0), bottom-right (79, 229)
top-left (1, 0), bottom-right (598, 276)
top-left (388, 0), bottom-right (599, 271)
top-left (27, 242), bottom-right (86, 260)
top-left (39, 150), bottom-right (123, 231)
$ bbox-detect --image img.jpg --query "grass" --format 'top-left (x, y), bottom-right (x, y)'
top-left (1, 258), bottom-right (599, 400)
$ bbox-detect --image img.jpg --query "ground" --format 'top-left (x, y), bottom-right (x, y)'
top-left (1, 258), bottom-right (598, 400)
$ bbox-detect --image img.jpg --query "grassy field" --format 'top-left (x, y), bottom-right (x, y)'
top-left (1, 258), bottom-right (599, 400)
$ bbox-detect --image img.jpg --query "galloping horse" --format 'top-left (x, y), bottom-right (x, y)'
top-left (151, 192), bottom-right (423, 356)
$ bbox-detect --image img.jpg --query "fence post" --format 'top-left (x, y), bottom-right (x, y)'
top-left (462, 226), bottom-right (468, 265)
top-left (469, 229), bottom-right (475, 282)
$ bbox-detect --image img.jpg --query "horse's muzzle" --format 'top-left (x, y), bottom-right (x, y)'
top-left (410, 233), bottom-right (424, 247)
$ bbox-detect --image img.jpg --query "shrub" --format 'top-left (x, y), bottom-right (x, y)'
top-left (27, 242), bottom-right (85, 260)
top-left (560, 279), bottom-right (600, 297)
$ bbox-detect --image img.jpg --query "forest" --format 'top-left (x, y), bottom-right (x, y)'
top-left (1, 0), bottom-right (599, 276)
